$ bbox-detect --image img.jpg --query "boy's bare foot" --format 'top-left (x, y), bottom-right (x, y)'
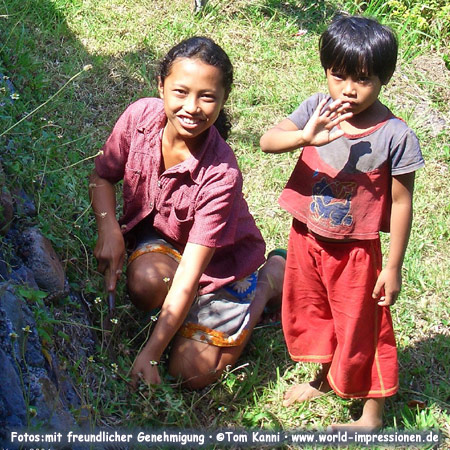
top-left (329, 398), bottom-right (384, 431)
top-left (328, 417), bottom-right (382, 432)
top-left (283, 363), bottom-right (332, 407)
top-left (283, 378), bottom-right (332, 406)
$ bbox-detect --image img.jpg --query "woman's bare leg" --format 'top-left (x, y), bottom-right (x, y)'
top-left (168, 254), bottom-right (286, 389)
top-left (126, 253), bottom-right (178, 311)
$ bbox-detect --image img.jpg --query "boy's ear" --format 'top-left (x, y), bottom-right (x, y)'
top-left (157, 77), bottom-right (164, 98)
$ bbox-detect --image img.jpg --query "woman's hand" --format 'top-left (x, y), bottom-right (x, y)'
top-left (89, 170), bottom-right (125, 292)
top-left (94, 224), bottom-right (125, 292)
top-left (130, 351), bottom-right (162, 389)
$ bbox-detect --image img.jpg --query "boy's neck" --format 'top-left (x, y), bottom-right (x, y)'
top-left (340, 100), bottom-right (389, 135)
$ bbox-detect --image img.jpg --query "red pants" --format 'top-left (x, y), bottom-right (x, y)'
top-left (282, 220), bottom-right (398, 398)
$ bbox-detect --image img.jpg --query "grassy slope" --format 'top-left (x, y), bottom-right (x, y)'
top-left (0, 0), bottom-right (449, 447)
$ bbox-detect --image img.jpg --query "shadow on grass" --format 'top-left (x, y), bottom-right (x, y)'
top-left (394, 332), bottom-right (450, 419)
top-left (256, 0), bottom-right (340, 34)
top-left (1, 0), bottom-right (158, 139)
top-left (344, 332), bottom-right (450, 429)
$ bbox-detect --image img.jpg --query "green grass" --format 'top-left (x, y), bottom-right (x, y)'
top-left (1, 0), bottom-right (449, 448)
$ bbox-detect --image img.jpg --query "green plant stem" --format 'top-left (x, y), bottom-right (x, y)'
top-left (0, 65), bottom-right (92, 138)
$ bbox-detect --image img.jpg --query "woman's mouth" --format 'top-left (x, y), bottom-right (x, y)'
top-left (177, 116), bottom-right (202, 127)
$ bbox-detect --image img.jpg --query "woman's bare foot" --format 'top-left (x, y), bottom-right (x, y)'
top-left (283, 363), bottom-right (332, 407)
top-left (329, 398), bottom-right (384, 431)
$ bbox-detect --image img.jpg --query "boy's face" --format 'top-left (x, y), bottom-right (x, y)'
top-left (326, 69), bottom-right (382, 116)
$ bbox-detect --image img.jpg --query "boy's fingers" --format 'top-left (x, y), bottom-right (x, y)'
top-left (317, 98), bottom-right (330, 115)
top-left (372, 282), bottom-right (382, 299)
top-left (328, 129), bottom-right (345, 142)
top-left (378, 294), bottom-right (396, 306)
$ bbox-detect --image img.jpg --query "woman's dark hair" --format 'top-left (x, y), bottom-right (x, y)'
top-left (158, 36), bottom-right (233, 140)
top-left (319, 15), bottom-right (398, 85)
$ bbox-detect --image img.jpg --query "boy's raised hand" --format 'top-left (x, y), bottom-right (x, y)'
top-left (302, 98), bottom-right (353, 147)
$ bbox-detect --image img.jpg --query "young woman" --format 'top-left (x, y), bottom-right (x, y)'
top-left (90, 37), bottom-right (285, 390)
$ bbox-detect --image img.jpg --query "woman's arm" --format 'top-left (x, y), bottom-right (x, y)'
top-left (89, 169), bottom-right (125, 292)
top-left (372, 172), bottom-right (415, 306)
top-left (131, 242), bottom-right (215, 387)
top-left (260, 98), bottom-right (352, 153)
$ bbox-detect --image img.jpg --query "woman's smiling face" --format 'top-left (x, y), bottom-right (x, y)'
top-left (158, 57), bottom-right (226, 143)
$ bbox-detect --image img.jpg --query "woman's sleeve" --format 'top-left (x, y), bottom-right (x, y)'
top-left (187, 169), bottom-right (243, 248)
top-left (95, 101), bottom-right (145, 183)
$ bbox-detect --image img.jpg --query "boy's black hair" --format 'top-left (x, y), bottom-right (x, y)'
top-left (319, 15), bottom-right (398, 85)
top-left (158, 36), bottom-right (233, 140)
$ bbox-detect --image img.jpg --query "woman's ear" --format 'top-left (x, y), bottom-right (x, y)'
top-left (157, 76), bottom-right (164, 98)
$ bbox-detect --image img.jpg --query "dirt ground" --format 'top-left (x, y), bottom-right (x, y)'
top-left (385, 53), bottom-right (450, 137)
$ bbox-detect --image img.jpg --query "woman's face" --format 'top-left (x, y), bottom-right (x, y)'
top-left (158, 57), bottom-right (226, 143)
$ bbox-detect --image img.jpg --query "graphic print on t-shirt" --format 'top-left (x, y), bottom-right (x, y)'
top-left (310, 177), bottom-right (356, 227)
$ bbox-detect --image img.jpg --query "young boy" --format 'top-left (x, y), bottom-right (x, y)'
top-left (260, 15), bottom-right (424, 429)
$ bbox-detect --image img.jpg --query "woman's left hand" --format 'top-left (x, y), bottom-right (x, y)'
top-left (130, 352), bottom-right (161, 389)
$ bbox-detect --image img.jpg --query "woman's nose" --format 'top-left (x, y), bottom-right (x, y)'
top-left (183, 95), bottom-right (199, 113)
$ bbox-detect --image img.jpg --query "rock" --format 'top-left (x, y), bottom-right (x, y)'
top-left (0, 250), bottom-right (8, 280)
top-left (32, 374), bottom-right (77, 429)
top-left (18, 227), bottom-right (67, 298)
top-left (1, 283), bottom-right (45, 367)
top-left (12, 188), bottom-right (37, 218)
top-left (0, 282), bottom-right (79, 439)
top-left (0, 164), bottom-right (13, 235)
top-left (9, 265), bottom-right (39, 288)
top-left (0, 349), bottom-right (27, 430)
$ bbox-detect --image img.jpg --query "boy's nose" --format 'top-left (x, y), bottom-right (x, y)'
top-left (342, 80), bottom-right (356, 96)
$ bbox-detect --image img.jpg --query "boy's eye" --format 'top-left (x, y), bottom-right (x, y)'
top-left (331, 72), bottom-right (344, 80)
top-left (173, 89), bottom-right (186, 95)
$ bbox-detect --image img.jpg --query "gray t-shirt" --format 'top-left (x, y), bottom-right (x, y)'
top-left (288, 93), bottom-right (424, 175)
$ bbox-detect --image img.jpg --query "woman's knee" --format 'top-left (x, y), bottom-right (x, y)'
top-left (168, 337), bottom-right (237, 389)
top-left (169, 357), bottom-right (220, 389)
top-left (126, 263), bottom-right (171, 310)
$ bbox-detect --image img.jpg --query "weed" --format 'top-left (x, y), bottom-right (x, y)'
top-left (0, 0), bottom-right (449, 446)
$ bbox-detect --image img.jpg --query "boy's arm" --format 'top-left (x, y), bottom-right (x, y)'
top-left (260, 98), bottom-right (352, 153)
top-left (130, 242), bottom-right (215, 387)
top-left (373, 172), bottom-right (415, 306)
